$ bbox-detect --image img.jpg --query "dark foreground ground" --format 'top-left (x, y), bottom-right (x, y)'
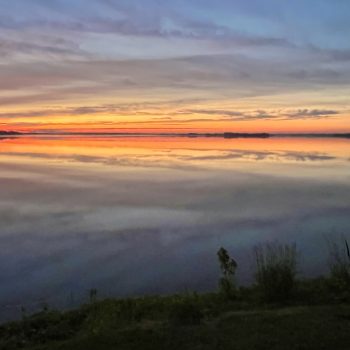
top-left (1, 284), bottom-right (350, 350)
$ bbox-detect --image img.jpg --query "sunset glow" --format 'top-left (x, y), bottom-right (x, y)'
top-left (2, 2), bottom-right (350, 343)
top-left (1, 0), bottom-right (349, 133)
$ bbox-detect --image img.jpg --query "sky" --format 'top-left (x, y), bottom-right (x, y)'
top-left (0, 0), bottom-right (350, 133)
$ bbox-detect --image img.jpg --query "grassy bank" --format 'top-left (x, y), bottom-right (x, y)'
top-left (1, 241), bottom-right (349, 349)
top-left (1, 278), bottom-right (350, 350)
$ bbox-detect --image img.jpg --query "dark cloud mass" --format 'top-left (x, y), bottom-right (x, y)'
top-left (284, 109), bottom-right (340, 120)
top-left (179, 108), bottom-right (341, 122)
top-left (0, 105), bottom-right (342, 124)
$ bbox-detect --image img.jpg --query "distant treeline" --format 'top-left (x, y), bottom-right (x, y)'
top-left (0, 131), bottom-right (21, 135)
top-left (273, 133), bottom-right (350, 138)
top-left (20, 131), bottom-right (350, 138)
top-left (188, 132), bottom-right (270, 138)
top-left (188, 132), bottom-right (350, 139)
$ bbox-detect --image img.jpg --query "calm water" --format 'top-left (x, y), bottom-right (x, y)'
top-left (0, 135), bottom-right (350, 320)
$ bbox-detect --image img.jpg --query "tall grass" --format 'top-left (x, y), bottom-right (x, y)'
top-left (327, 237), bottom-right (350, 296)
top-left (254, 242), bottom-right (297, 302)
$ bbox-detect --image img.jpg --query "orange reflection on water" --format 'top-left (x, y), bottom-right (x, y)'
top-left (0, 135), bottom-right (349, 159)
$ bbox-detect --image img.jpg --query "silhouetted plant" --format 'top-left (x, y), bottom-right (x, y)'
top-left (21, 306), bottom-right (27, 321)
top-left (254, 242), bottom-right (297, 303)
top-left (89, 289), bottom-right (98, 304)
top-left (217, 247), bottom-right (237, 299)
top-left (327, 237), bottom-right (350, 296)
top-left (38, 300), bottom-right (49, 313)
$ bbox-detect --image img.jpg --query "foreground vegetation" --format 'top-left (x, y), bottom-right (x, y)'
top-left (1, 295), bottom-right (350, 350)
top-left (1, 239), bottom-right (349, 350)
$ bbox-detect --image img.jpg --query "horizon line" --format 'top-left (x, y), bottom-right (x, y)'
top-left (2, 131), bottom-right (350, 139)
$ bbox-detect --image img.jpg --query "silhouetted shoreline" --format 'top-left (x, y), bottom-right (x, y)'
top-left (0, 131), bottom-right (22, 136)
top-left (7, 131), bottom-right (350, 139)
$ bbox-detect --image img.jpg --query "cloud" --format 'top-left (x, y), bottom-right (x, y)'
top-left (308, 45), bottom-right (350, 63)
top-left (287, 69), bottom-right (342, 80)
top-left (0, 104), bottom-right (342, 128)
top-left (0, 3), bottom-right (293, 48)
top-left (177, 108), bottom-right (341, 122)
top-left (0, 99), bottom-right (202, 119)
top-left (283, 109), bottom-right (340, 120)
top-left (0, 37), bottom-right (83, 59)
top-left (1, 50), bottom-right (349, 110)
top-left (182, 109), bottom-right (244, 118)
top-left (0, 1), bottom-right (349, 131)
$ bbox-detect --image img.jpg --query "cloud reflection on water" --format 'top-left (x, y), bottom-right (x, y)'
top-left (0, 136), bottom-right (349, 321)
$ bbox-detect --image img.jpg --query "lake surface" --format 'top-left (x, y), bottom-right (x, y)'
top-left (0, 135), bottom-right (350, 320)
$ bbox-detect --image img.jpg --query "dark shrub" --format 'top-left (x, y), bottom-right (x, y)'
top-left (217, 247), bottom-right (237, 299)
top-left (89, 289), bottom-right (98, 303)
top-left (254, 242), bottom-right (297, 303)
top-left (327, 237), bottom-right (350, 300)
